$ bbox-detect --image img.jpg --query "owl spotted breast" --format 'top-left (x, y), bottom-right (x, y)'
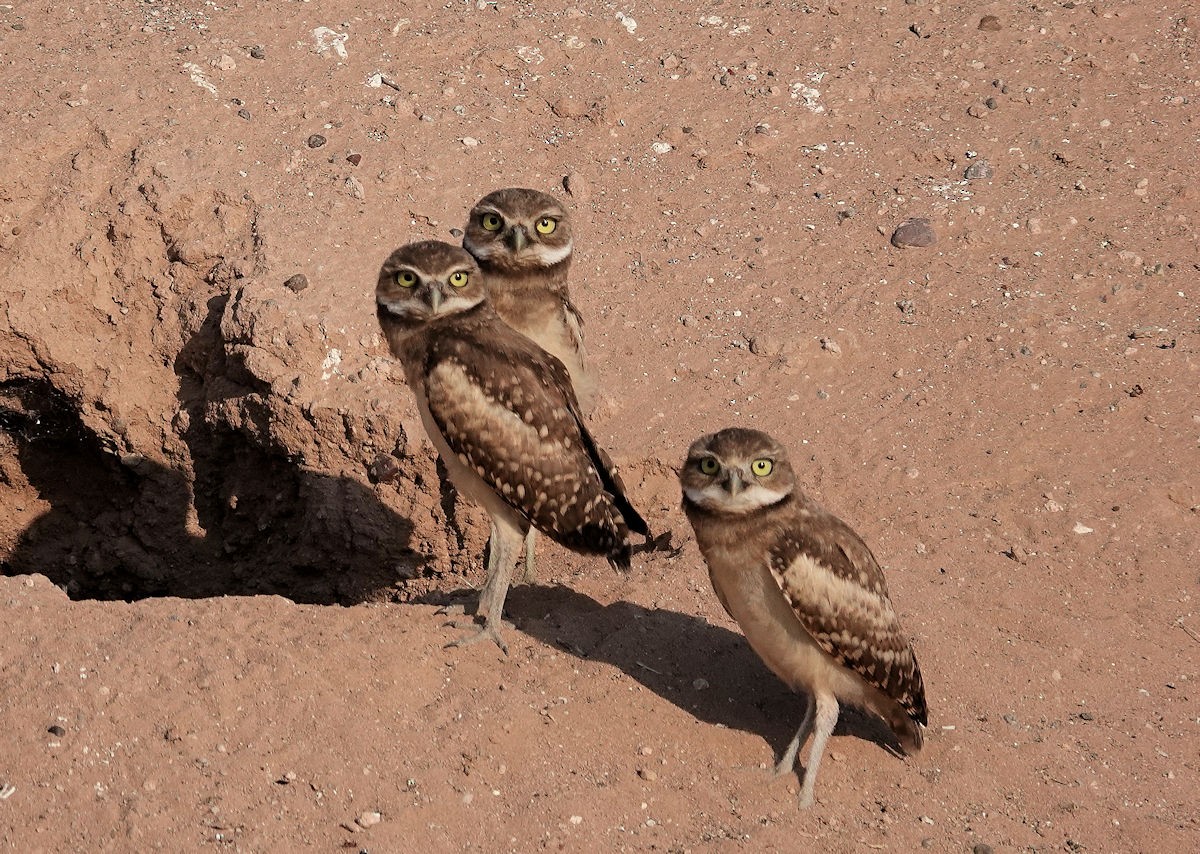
top-left (376, 240), bottom-right (649, 653)
top-left (679, 427), bottom-right (927, 808)
top-left (461, 188), bottom-right (591, 403)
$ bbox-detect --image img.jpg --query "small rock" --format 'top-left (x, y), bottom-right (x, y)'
top-left (368, 454), bottom-right (402, 484)
top-left (346, 152), bottom-right (362, 166)
top-left (1026, 217), bottom-right (1043, 235)
top-left (249, 45), bottom-right (266, 60)
top-left (449, 227), bottom-right (465, 239)
top-left (749, 334), bottom-right (783, 357)
top-left (356, 811), bottom-right (382, 829)
top-left (978, 15), bottom-right (1002, 31)
top-left (47, 724), bottom-right (66, 737)
top-left (1128, 325), bottom-right (1168, 340)
top-left (461, 136), bottom-right (479, 147)
top-left (650, 141), bottom-right (673, 155)
top-left (964, 160), bottom-right (994, 180)
top-left (1073, 522), bottom-right (1094, 535)
top-left (551, 96), bottom-right (589, 118)
top-left (819, 337), bottom-right (841, 354)
top-left (1078, 711), bottom-right (1095, 721)
top-left (967, 103), bottom-right (988, 118)
top-left (637, 768), bottom-right (658, 782)
top-left (973, 845), bottom-right (996, 854)
top-left (562, 172), bottom-right (589, 200)
top-left (237, 108), bottom-right (251, 121)
top-left (692, 678), bottom-right (709, 690)
top-left (891, 217), bottom-right (937, 248)
top-left (307, 133), bottom-right (327, 148)
top-left (679, 314), bottom-right (697, 328)
top-left (283, 274), bottom-right (310, 293)
top-left (345, 176), bottom-right (365, 200)
top-left (215, 54), bottom-right (236, 71)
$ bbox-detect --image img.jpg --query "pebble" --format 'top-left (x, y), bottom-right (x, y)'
top-left (283, 273), bottom-right (310, 293)
top-left (964, 160), bottom-right (994, 180)
top-left (345, 176), bottom-right (365, 200)
top-left (748, 334), bottom-right (783, 357)
top-left (215, 54), bottom-right (236, 71)
top-left (819, 337), bottom-right (841, 354)
top-left (562, 172), bottom-right (589, 201)
top-left (891, 217), bottom-right (937, 248)
top-left (1073, 522), bottom-right (1094, 535)
top-left (1078, 711), bottom-right (1095, 721)
top-left (650, 141), bottom-right (673, 154)
top-left (978, 15), bottom-right (1002, 31)
top-left (461, 136), bottom-right (479, 147)
top-left (637, 768), bottom-right (658, 782)
top-left (967, 103), bottom-right (988, 118)
top-left (368, 453), bottom-right (402, 484)
top-left (307, 133), bottom-right (327, 148)
top-left (47, 724), bottom-right (66, 737)
top-left (356, 811), bottom-right (382, 829)
top-left (347, 152), bottom-right (362, 166)
top-left (679, 314), bottom-right (697, 328)
top-left (973, 845), bottom-right (995, 854)
top-left (551, 96), bottom-right (589, 118)
top-left (249, 45), bottom-right (266, 60)
top-left (237, 108), bottom-right (251, 121)
top-left (692, 678), bottom-right (709, 690)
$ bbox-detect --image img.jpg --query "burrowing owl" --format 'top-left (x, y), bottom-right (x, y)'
top-left (679, 428), bottom-right (927, 808)
top-left (461, 188), bottom-right (590, 400)
top-left (463, 187), bottom-right (591, 584)
top-left (376, 240), bottom-right (649, 653)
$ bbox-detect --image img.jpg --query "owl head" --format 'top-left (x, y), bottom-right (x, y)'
top-left (463, 188), bottom-right (573, 273)
top-left (680, 427), bottom-right (797, 514)
top-left (376, 241), bottom-right (486, 327)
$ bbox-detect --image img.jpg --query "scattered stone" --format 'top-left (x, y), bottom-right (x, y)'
top-left (638, 768), bottom-right (658, 782)
top-left (461, 136), bottom-right (479, 147)
top-left (237, 108), bottom-right (251, 121)
top-left (283, 274), bottom-right (310, 293)
top-left (1073, 522), bottom-right (1094, 535)
top-left (368, 453), bottom-right (402, 484)
top-left (249, 45), bottom-right (266, 60)
top-left (449, 227), bottom-right (465, 239)
top-left (679, 314), bottom-right (697, 328)
top-left (748, 334), bottom-right (783, 357)
top-left (1129, 325), bottom-right (1168, 339)
top-left (891, 217), bottom-right (937, 248)
top-left (973, 845), bottom-right (995, 854)
top-left (985, 96), bottom-right (999, 110)
top-left (692, 677), bottom-right (709, 690)
top-left (562, 172), bottom-right (589, 200)
top-left (345, 176), bottom-right (365, 200)
top-left (967, 103), bottom-right (988, 118)
top-left (650, 141), bottom-right (673, 154)
top-left (820, 337), bottom-right (841, 354)
top-left (47, 724), bottom-right (66, 737)
top-left (1026, 217), bottom-right (1043, 235)
top-left (978, 15), bottom-right (1002, 31)
top-left (356, 811), bottom-right (382, 829)
top-left (1078, 711), bottom-right (1095, 721)
top-left (551, 96), bottom-right (589, 118)
top-left (347, 152), bottom-right (362, 166)
top-left (964, 160), bottom-right (993, 179)
top-left (307, 134), bottom-right (327, 149)
top-left (215, 54), bottom-right (236, 71)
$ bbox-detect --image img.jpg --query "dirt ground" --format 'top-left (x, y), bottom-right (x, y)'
top-left (2, 1), bottom-right (1198, 851)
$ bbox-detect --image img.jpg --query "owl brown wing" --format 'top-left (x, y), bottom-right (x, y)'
top-left (422, 325), bottom-right (645, 565)
top-left (765, 513), bottom-right (928, 726)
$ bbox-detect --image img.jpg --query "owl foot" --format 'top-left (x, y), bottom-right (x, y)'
top-left (445, 619), bottom-right (512, 655)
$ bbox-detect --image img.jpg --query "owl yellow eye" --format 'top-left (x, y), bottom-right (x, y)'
top-left (751, 458), bottom-right (774, 477)
top-left (535, 217), bottom-right (557, 235)
top-left (481, 212), bottom-right (503, 232)
top-left (448, 271), bottom-right (469, 288)
top-left (395, 270), bottom-right (418, 288)
top-left (698, 457), bottom-right (719, 476)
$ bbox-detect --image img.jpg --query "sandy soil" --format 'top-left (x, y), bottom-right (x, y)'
top-left (2, 1), bottom-right (1198, 851)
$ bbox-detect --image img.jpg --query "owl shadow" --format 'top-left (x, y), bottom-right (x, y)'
top-left (423, 582), bottom-right (905, 758)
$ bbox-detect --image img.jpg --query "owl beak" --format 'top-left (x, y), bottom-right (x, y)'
top-left (505, 226), bottom-right (528, 253)
top-left (427, 286), bottom-right (443, 314)
top-left (723, 469), bottom-right (744, 496)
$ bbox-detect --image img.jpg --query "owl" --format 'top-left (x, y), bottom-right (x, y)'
top-left (375, 240), bottom-right (649, 653)
top-left (461, 188), bottom-right (590, 401)
top-left (462, 187), bottom-right (592, 585)
top-left (679, 428), bottom-right (928, 808)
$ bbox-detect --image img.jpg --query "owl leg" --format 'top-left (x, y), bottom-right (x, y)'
top-left (516, 528), bottom-right (538, 584)
top-left (446, 517), bottom-right (523, 654)
top-left (775, 691), bottom-right (816, 778)
top-left (797, 691), bottom-right (840, 809)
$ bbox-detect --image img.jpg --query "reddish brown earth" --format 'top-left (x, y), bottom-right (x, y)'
top-left (2, 2), bottom-right (1198, 851)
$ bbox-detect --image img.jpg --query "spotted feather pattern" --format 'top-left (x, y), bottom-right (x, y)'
top-left (419, 306), bottom-right (646, 564)
top-left (766, 510), bottom-right (928, 727)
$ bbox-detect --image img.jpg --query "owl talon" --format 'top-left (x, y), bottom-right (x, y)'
top-left (445, 621), bottom-right (510, 655)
